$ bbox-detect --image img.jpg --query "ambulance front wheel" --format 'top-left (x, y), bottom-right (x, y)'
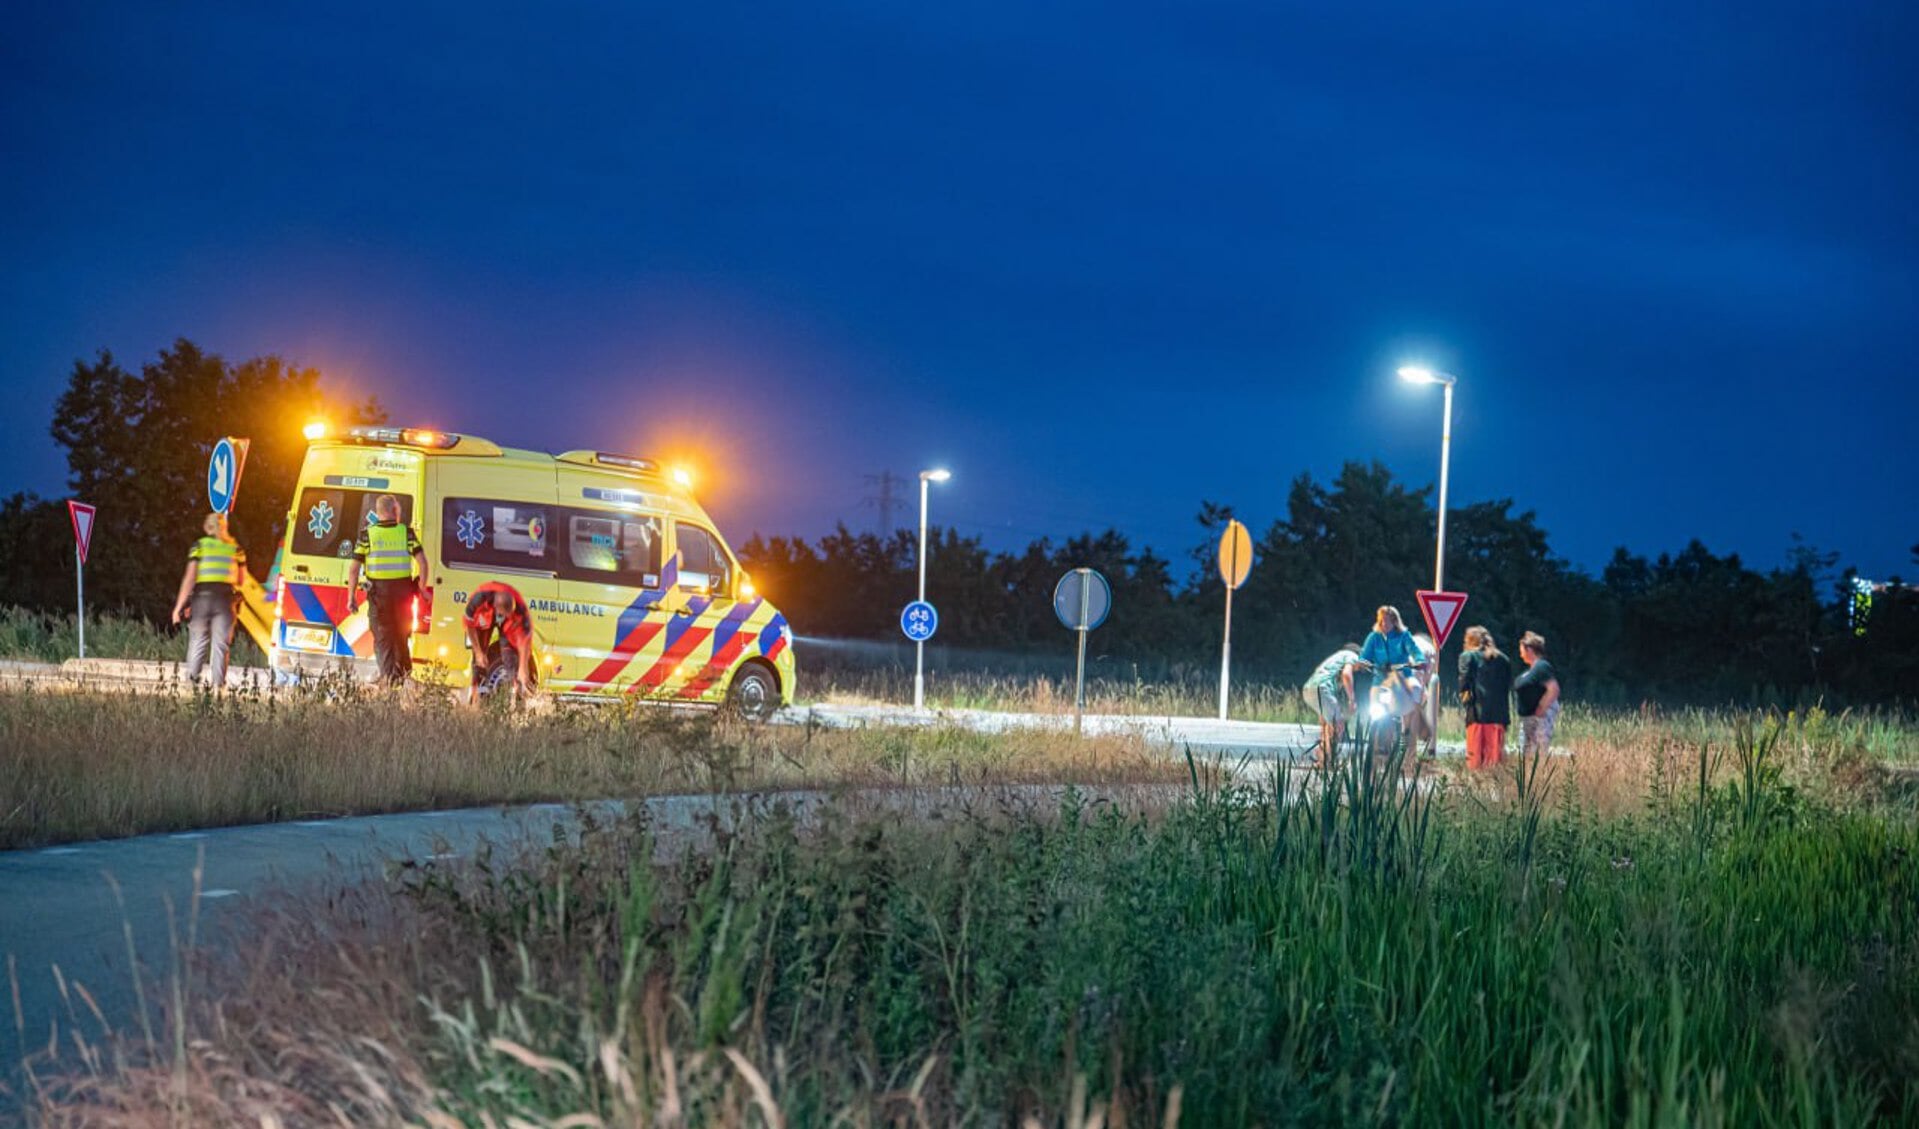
top-left (726, 663), bottom-right (780, 722)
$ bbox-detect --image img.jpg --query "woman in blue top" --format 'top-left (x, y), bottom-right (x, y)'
top-left (1358, 606), bottom-right (1420, 679)
top-left (1359, 605), bottom-right (1422, 717)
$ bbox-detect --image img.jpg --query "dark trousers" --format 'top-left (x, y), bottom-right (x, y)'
top-left (367, 578), bottom-right (416, 685)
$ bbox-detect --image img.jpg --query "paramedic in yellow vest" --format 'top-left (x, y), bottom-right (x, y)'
top-left (345, 494), bottom-right (428, 685)
top-left (170, 513), bottom-right (247, 688)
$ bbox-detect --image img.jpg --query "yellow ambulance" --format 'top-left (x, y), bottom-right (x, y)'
top-left (270, 425), bottom-right (794, 717)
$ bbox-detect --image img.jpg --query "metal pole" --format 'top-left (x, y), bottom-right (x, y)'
top-left (1218, 573), bottom-right (1233, 721)
top-left (915, 475), bottom-right (929, 711)
top-left (1428, 380), bottom-right (1454, 745)
top-left (1074, 570), bottom-right (1090, 736)
top-left (75, 544), bottom-right (85, 660)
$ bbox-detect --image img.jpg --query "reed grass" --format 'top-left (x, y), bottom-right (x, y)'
top-left (17, 728), bottom-right (1919, 1125)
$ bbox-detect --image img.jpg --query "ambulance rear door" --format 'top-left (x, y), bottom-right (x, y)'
top-left (277, 446), bottom-right (425, 669)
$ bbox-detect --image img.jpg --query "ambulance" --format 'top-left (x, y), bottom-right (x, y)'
top-left (270, 425), bottom-right (794, 718)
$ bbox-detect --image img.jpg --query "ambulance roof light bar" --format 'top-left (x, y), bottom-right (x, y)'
top-left (343, 426), bottom-right (461, 449)
top-left (593, 452), bottom-right (661, 473)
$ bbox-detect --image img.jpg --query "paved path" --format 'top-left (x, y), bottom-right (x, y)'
top-left (794, 701), bottom-right (1331, 761)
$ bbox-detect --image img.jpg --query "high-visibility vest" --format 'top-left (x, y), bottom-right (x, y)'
top-left (192, 537), bottom-right (239, 588)
top-left (363, 521), bottom-right (415, 581)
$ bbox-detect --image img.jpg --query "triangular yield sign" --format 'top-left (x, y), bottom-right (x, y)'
top-left (67, 500), bottom-right (97, 564)
top-left (1415, 589), bottom-right (1469, 649)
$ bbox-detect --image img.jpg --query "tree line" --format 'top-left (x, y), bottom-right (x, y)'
top-left (3, 339), bottom-right (1914, 705)
top-left (741, 467), bottom-right (1917, 706)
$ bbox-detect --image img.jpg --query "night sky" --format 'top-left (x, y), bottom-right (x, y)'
top-left (4, 2), bottom-right (1915, 580)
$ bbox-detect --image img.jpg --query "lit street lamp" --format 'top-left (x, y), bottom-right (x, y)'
top-left (1398, 365), bottom-right (1456, 750)
top-left (915, 467), bottom-right (951, 711)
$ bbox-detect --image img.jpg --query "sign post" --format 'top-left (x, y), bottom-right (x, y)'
top-left (1216, 519), bottom-right (1253, 720)
top-left (900, 599), bottom-right (939, 709)
top-left (1052, 568), bottom-right (1112, 735)
top-left (67, 501), bottom-right (96, 659)
top-left (1415, 590), bottom-right (1469, 747)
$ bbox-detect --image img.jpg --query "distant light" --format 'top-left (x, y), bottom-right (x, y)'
top-left (922, 468), bottom-right (952, 483)
top-left (1398, 366), bottom-right (1437, 384)
top-left (671, 467), bottom-right (694, 488)
top-left (302, 421), bottom-right (327, 441)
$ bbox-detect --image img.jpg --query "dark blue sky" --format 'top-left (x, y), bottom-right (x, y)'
top-left (5, 1), bottom-right (1915, 580)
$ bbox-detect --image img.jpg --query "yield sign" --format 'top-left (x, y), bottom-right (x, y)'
top-left (1416, 589), bottom-right (1469, 649)
top-left (67, 500), bottom-right (97, 564)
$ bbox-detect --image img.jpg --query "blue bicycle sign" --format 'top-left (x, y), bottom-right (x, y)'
top-left (900, 600), bottom-right (939, 642)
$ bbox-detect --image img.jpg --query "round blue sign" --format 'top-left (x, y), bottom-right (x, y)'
top-left (900, 600), bottom-right (939, 642)
top-left (207, 437), bottom-right (238, 515)
top-left (1053, 568), bottom-right (1112, 631)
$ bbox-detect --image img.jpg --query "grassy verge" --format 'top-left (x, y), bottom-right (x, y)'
top-left (0, 606), bottom-right (269, 667)
top-left (19, 734), bottom-right (1919, 1124)
top-left (4, 677), bottom-right (1911, 850)
top-left (0, 683), bottom-right (1178, 850)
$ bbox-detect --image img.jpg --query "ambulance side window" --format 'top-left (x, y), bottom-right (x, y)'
top-left (441, 498), bottom-right (555, 572)
top-left (675, 525), bottom-right (730, 595)
top-left (562, 510), bottom-right (662, 583)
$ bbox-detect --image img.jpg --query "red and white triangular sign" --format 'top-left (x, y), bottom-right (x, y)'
top-left (1415, 589), bottom-right (1469, 649)
top-left (67, 500), bottom-right (97, 564)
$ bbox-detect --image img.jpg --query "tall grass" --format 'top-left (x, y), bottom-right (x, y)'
top-left (0, 682), bottom-right (1177, 849)
top-left (0, 606), bottom-right (269, 667)
top-left (20, 728), bottom-right (1919, 1125)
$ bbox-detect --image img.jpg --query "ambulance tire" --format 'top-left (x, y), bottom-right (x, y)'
top-left (725, 663), bottom-right (779, 723)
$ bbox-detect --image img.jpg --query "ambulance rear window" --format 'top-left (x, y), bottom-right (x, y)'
top-left (564, 511), bottom-right (662, 582)
top-left (292, 489), bottom-right (413, 560)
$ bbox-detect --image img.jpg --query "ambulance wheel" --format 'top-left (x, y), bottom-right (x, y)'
top-left (726, 664), bottom-right (779, 722)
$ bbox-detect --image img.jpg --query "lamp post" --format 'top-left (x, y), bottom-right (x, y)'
top-left (915, 468), bottom-right (951, 711)
top-left (1397, 366), bottom-right (1456, 749)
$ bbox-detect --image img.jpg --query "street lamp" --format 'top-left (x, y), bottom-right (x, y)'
top-left (915, 468), bottom-right (951, 711)
top-left (1398, 365), bottom-right (1456, 751)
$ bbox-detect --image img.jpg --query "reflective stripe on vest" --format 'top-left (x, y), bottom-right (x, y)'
top-left (363, 522), bottom-right (414, 580)
top-left (193, 537), bottom-right (238, 587)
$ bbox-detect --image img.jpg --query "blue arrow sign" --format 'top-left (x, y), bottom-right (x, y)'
top-left (207, 437), bottom-right (238, 515)
top-left (900, 600), bottom-right (939, 642)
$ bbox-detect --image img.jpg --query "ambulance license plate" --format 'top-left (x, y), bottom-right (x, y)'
top-left (285, 626), bottom-right (335, 652)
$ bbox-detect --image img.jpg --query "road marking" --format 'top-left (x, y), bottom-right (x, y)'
top-left (40, 847), bottom-right (82, 856)
top-left (293, 821), bottom-right (334, 827)
top-left (199, 889), bottom-right (241, 899)
top-left (169, 832), bottom-right (208, 840)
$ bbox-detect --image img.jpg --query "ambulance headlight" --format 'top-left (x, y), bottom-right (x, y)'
top-left (671, 466), bottom-right (694, 488)
top-left (302, 421), bottom-right (327, 441)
